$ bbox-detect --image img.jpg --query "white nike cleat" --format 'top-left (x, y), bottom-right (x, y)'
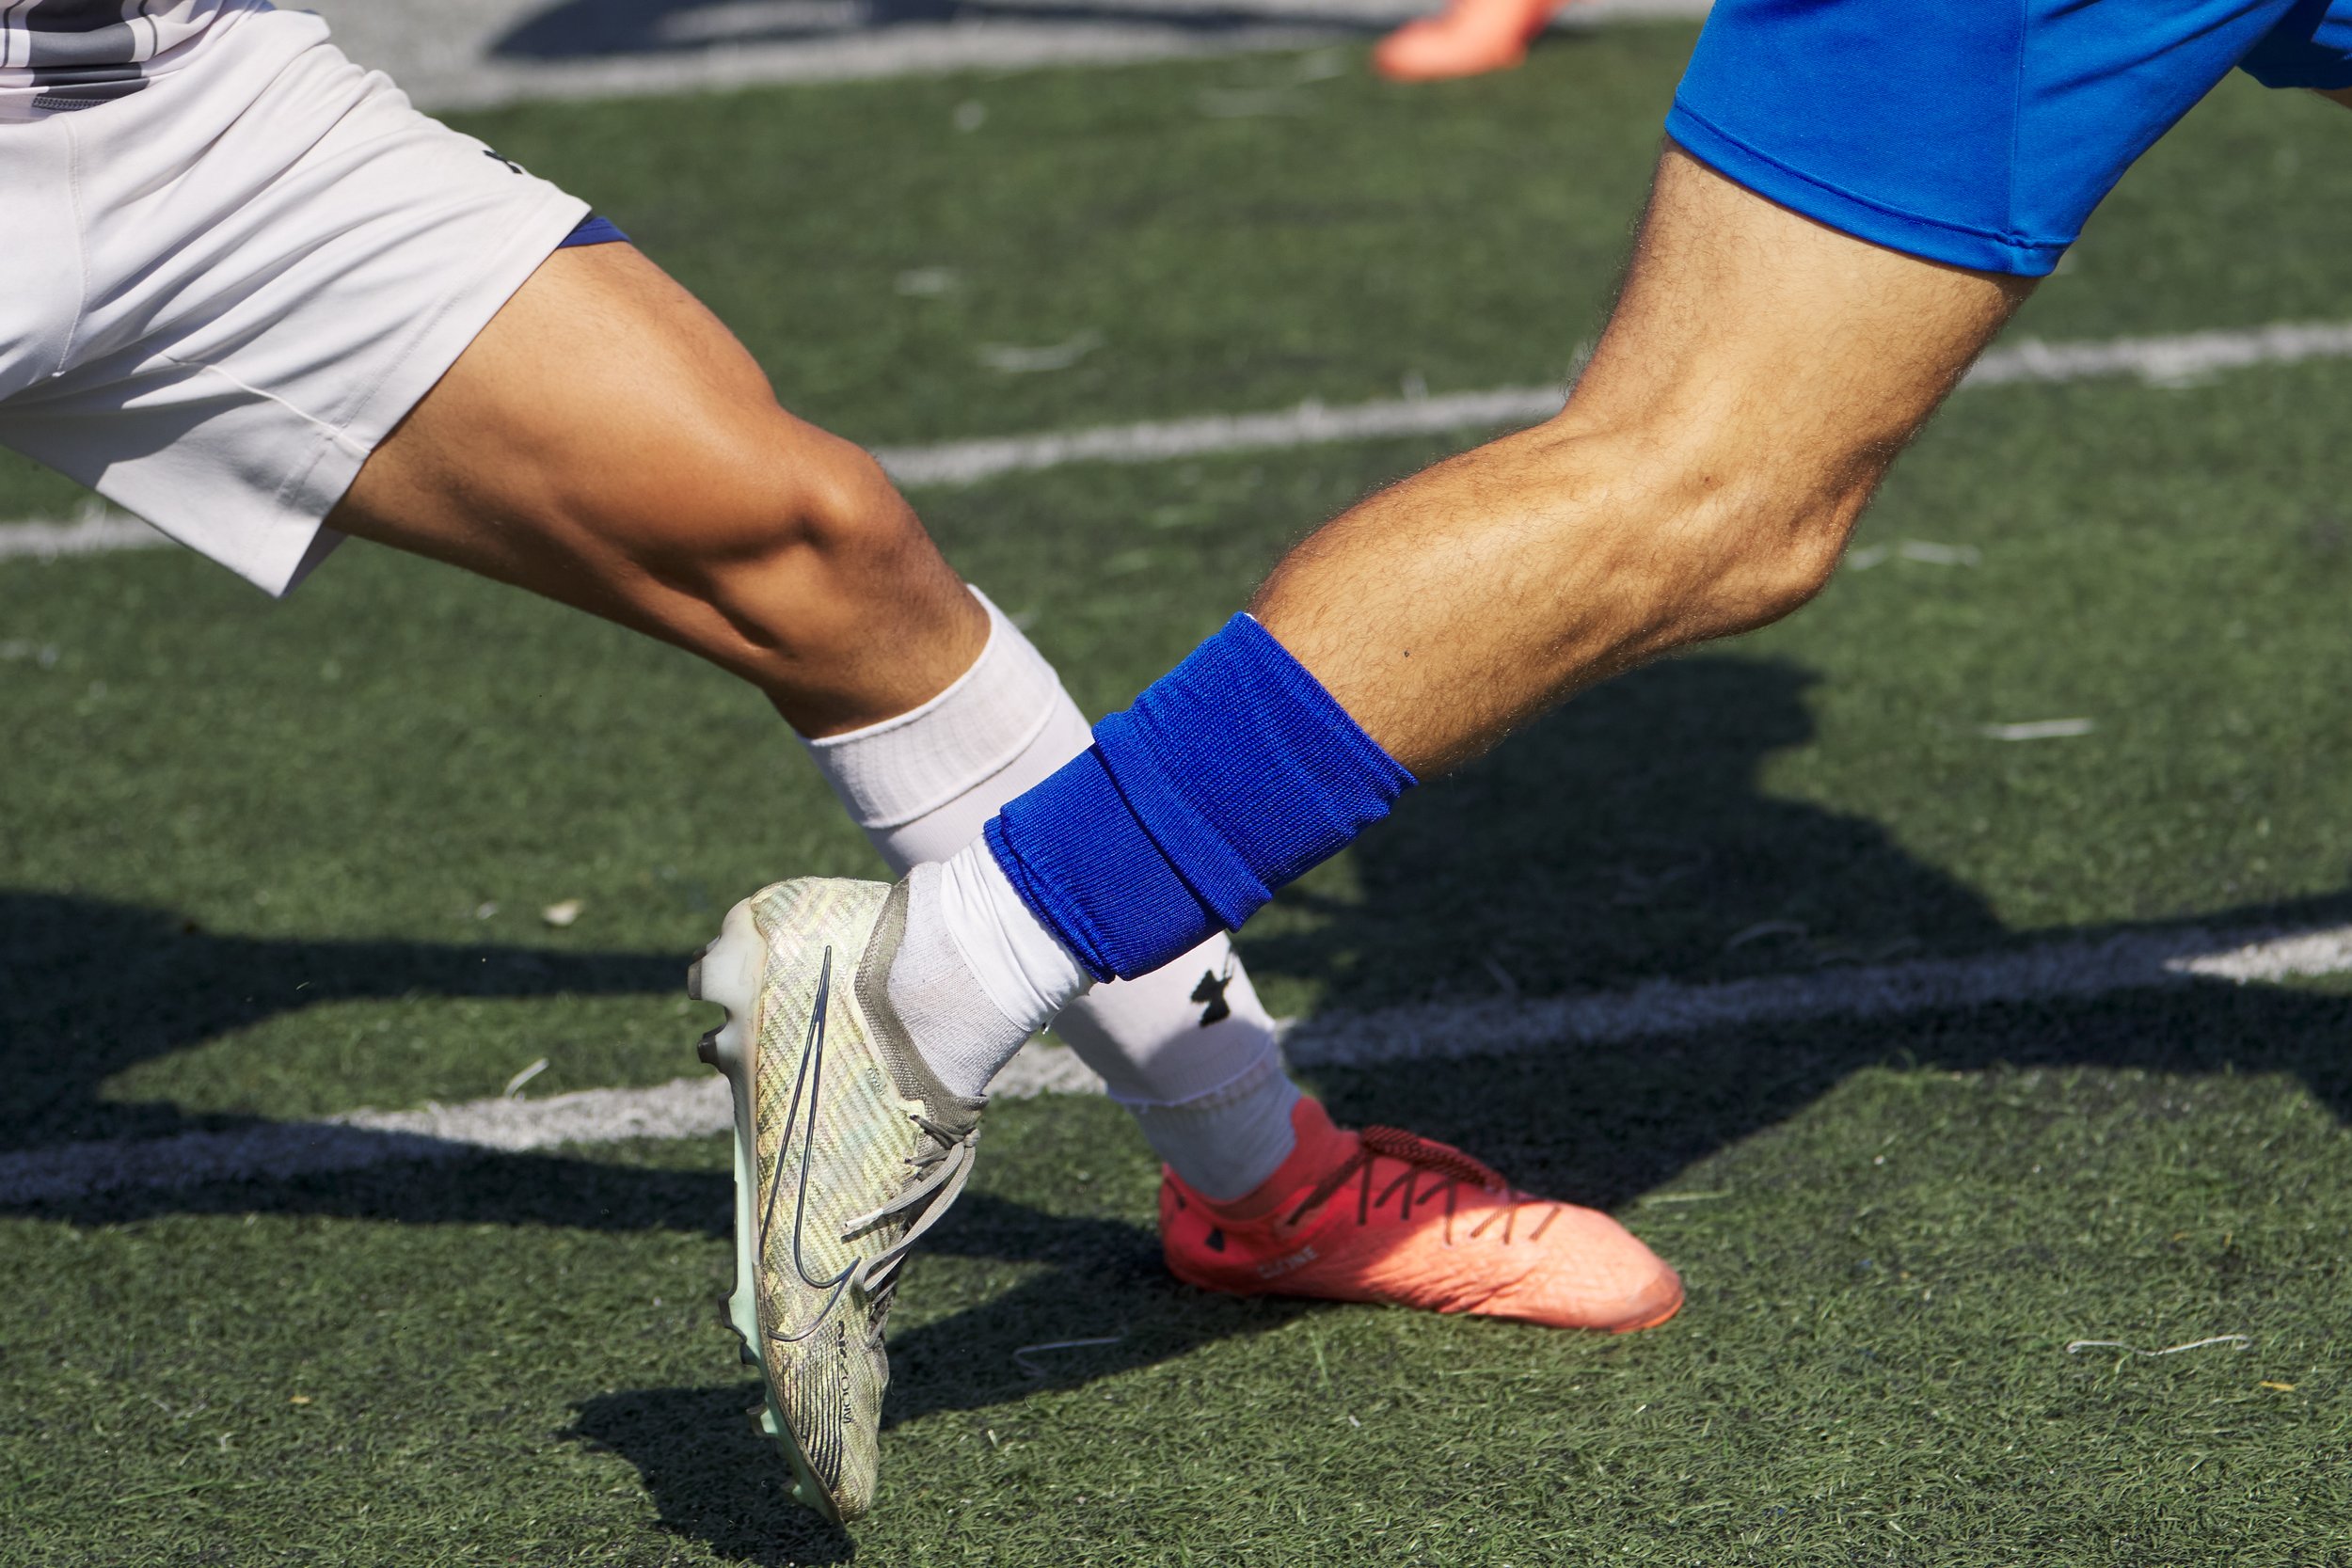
top-left (688, 877), bottom-right (985, 1523)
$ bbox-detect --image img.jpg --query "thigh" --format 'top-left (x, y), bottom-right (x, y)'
top-left (330, 240), bottom-right (816, 589)
top-left (1667, 0), bottom-right (2306, 278)
top-left (1576, 148), bottom-right (2029, 466)
top-left (1253, 149), bottom-right (2032, 771)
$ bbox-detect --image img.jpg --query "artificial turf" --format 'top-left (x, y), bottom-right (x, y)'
top-left (5, 26), bottom-right (2352, 1566)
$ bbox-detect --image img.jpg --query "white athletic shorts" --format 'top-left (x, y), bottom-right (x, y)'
top-left (0, 6), bottom-right (589, 594)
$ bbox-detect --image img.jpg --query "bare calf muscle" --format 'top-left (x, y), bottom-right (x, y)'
top-left (1251, 149), bottom-right (2032, 776)
top-left (330, 243), bottom-right (985, 736)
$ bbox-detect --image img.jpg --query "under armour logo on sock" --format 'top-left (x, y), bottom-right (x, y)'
top-left (1190, 964), bottom-right (1234, 1027)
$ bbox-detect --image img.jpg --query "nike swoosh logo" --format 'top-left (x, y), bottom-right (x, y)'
top-left (760, 946), bottom-right (859, 1345)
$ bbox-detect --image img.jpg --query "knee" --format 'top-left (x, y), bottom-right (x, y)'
top-left (1570, 411), bottom-right (1882, 642)
top-left (1691, 463), bottom-right (1868, 632)
top-left (675, 425), bottom-right (914, 578)
top-left (613, 419), bottom-right (930, 625)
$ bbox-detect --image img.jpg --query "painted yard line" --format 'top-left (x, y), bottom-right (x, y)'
top-left (0, 511), bottom-right (167, 562)
top-left (4, 919), bottom-right (2346, 1208)
top-left (1279, 920), bottom-right (2352, 1067)
top-left (0, 1042), bottom-right (1105, 1210)
top-left (874, 383), bottom-right (1573, 486)
top-left (870, 321), bottom-right (2352, 487)
top-left (10, 322), bottom-right (2352, 557)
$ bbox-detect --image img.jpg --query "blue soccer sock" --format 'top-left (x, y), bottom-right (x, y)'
top-left (983, 614), bottom-right (1414, 983)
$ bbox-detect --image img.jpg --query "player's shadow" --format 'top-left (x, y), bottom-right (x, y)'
top-left (1252, 656), bottom-right (2010, 1008)
top-left (0, 889), bottom-right (683, 1151)
top-left (12, 650), bottom-right (2352, 1566)
top-left (564, 1382), bottom-right (859, 1564)
top-left (1244, 654), bottom-right (2352, 1206)
top-left (496, 0), bottom-right (1423, 58)
top-left (564, 1190), bottom-right (1311, 1563)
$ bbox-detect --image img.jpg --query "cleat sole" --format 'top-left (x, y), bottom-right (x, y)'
top-left (692, 892), bottom-right (846, 1526)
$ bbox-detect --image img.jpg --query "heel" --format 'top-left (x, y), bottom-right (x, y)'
top-left (689, 896), bottom-right (765, 1075)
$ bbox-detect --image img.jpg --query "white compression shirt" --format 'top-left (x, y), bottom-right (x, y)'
top-left (0, 0), bottom-right (266, 110)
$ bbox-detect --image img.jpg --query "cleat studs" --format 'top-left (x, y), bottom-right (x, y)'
top-left (686, 952), bottom-right (707, 1001)
top-left (696, 1027), bottom-right (724, 1067)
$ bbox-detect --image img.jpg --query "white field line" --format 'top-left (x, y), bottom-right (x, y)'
top-left (0, 509), bottom-right (166, 561)
top-left (8, 322), bottom-right (2352, 553)
top-left (869, 321), bottom-right (2352, 487)
top-left (1281, 921), bottom-right (2352, 1066)
top-left (3, 919), bottom-right (2347, 1207)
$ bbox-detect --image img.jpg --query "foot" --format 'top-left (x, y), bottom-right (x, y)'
top-left (690, 877), bottom-right (986, 1523)
top-left (1372, 0), bottom-right (1565, 82)
top-left (1158, 1099), bottom-right (1681, 1331)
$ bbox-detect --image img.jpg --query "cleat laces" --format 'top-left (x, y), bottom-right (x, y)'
top-left (1285, 1126), bottom-right (1562, 1245)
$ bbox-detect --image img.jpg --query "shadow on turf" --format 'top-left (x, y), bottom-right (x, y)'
top-left (564, 1193), bottom-right (1311, 1561)
top-left (496, 0), bottom-right (1420, 59)
top-left (10, 652), bottom-right (2352, 1184)
top-left (1253, 656), bottom-right (2019, 1005)
top-left (1248, 656), bottom-right (2352, 1206)
top-left (565, 1383), bottom-right (857, 1564)
top-left (0, 889), bottom-right (681, 1150)
top-left (12, 650), bottom-right (2352, 1559)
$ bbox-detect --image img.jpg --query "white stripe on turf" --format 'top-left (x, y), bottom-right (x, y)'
top-left (3, 918), bottom-right (2346, 1205)
top-left (0, 510), bottom-right (167, 561)
top-left (1281, 921), bottom-right (2352, 1066)
top-left (9, 322), bottom-right (2352, 553)
top-left (871, 322), bottom-right (2352, 486)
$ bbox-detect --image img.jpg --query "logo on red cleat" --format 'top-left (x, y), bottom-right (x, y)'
top-left (1255, 1245), bottom-right (1318, 1279)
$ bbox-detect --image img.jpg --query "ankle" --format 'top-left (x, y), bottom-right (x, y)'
top-left (883, 863), bottom-right (1038, 1100)
top-left (1135, 1064), bottom-right (1302, 1203)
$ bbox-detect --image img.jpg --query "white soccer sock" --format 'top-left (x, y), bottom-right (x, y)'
top-left (803, 590), bottom-right (1301, 1194)
top-left (881, 857), bottom-right (1071, 1101)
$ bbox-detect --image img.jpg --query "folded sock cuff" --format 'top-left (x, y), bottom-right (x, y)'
top-left (985, 614), bottom-right (1412, 981)
top-left (802, 588), bottom-right (1061, 831)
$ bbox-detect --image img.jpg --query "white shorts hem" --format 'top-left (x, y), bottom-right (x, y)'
top-left (248, 185), bottom-right (593, 596)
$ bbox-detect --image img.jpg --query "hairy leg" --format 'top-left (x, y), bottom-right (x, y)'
top-left (959, 147), bottom-right (2044, 997)
top-left (329, 243), bottom-right (985, 737)
top-left (1251, 147), bottom-right (2036, 775)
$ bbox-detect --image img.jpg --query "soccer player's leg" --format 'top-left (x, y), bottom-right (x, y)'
top-left (326, 237), bottom-right (1332, 1513)
top-left (1181, 0), bottom-right (2352, 1341)
top-left (887, 0), bottom-right (2341, 1328)
top-left (341, 237), bottom-right (1500, 1341)
top-left (0, 12), bottom-right (1311, 1512)
top-left (863, 147), bottom-right (2019, 1333)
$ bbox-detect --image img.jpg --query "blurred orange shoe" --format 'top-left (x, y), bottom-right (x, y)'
top-left (1159, 1098), bottom-right (1682, 1331)
top-left (1372, 0), bottom-right (1568, 81)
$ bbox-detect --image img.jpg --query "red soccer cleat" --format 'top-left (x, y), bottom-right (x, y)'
top-left (1372, 0), bottom-right (1573, 82)
top-left (1159, 1098), bottom-right (1682, 1331)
